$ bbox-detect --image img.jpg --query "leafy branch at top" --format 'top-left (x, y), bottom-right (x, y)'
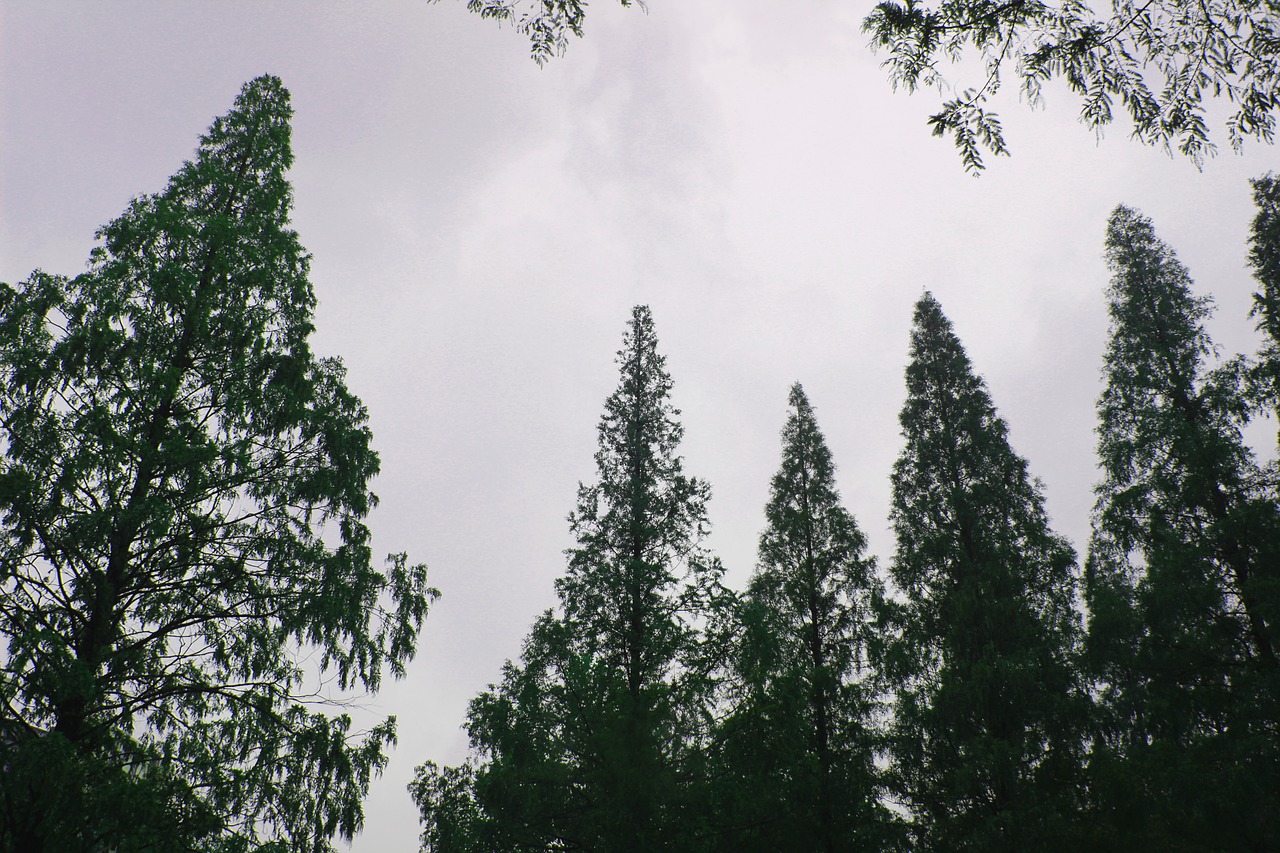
top-left (437, 0), bottom-right (1280, 172)
top-left (863, 0), bottom-right (1280, 170)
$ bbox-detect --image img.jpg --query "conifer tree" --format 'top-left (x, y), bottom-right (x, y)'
top-left (416, 306), bottom-right (729, 851)
top-left (409, 761), bottom-right (489, 853)
top-left (0, 77), bottom-right (434, 852)
top-left (715, 384), bottom-right (889, 851)
top-left (1250, 173), bottom-right (1280, 422)
top-left (1085, 205), bottom-right (1280, 848)
top-left (883, 293), bottom-right (1084, 851)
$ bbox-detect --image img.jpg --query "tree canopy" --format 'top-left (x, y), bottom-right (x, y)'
top-left (1084, 204), bottom-right (1280, 848)
top-left (714, 384), bottom-right (889, 851)
top-left (0, 75), bottom-right (435, 852)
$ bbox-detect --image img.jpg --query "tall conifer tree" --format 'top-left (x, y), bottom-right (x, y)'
top-left (1250, 173), bottom-right (1280, 427)
top-left (1086, 205), bottom-right (1280, 848)
top-left (418, 306), bottom-right (728, 851)
top-left (883, 293), bottom-right (1084, 851)
top-left (0, 77), bottom-right (433, 852)
top-left (715, 384), bottom-right (888, 851)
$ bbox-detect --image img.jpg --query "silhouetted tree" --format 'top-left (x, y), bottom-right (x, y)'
top-left (410, 762), bottom-right (490, 853)
top-left (0, 76), bottom-right (435, 852)
top-left (714, 384), bottom-right (891, 851)
top-left (1250, 173), bottom-right (1280, 428)
top-left (415, 306), bottom-right (729, 851)
top-left (882, 293), bottom-right (1085, 851)
top-left (1084, 204), bottom-right (1280, 849)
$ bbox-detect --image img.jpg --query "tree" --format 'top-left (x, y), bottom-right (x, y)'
top-left (440, 0), bottom-right (1280, 172)
top-left (882, 293), bottom-right (1085, 851)
top-left (1084, 204), bottom-right (1280, 849)
top-left (714, 384), bottom-right (890, 851)
top-left (1250, 172), bottom-right (1280, 418)
top-left (415, 306), bottom-right (729, 851)
top-left (0, 76), bottom-right (435, 852)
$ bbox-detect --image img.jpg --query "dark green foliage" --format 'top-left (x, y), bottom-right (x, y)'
top-left (406, 187), bottom-right (1280, 851)
top-left (0, 77), bottom-right (435, 852)
top-left (1251, 173), bottom-right (1280, 418)
top-left (863, 0), bottom-right (1280, 170)
top-left (415, 306), bottom-right (729, 851)
top-left (714, 384), bottom-right (891, 851)
top-left (0, 731), bottom-right (220, 852)
top-left (409, 762), bottom-right (490, 853)
top-left (882, 293), bottom-right (1085, 851)
top-left (430, 0), bottom-right (637, 64)
top-left (1085, 204), bottom-right (1280, 849)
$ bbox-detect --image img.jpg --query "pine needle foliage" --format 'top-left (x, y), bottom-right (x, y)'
top-left (1085, 205), bottom-right (1280, 849)
top-left (1250, 173), bottom-right (1280, 425)
top-left (0, 77), bottom-right (435, 852)
top-left (418, 306), bottom-right (730, 851)
top-left (715, 384), bottom-right (891, 852)
top-left (882, 293), bottom-right (1085, 852)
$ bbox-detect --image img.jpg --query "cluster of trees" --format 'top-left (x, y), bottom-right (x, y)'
top-left (3, 65), bottom-right (1279, 853)
top-left (0, 77), bottom-right (434, 852)
top-left (411, 188), bottom-right (1280, 850)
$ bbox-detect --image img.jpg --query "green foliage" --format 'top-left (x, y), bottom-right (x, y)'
top-left (1085, 204), bottom-right (1280, 848)
top-left (1251, 173), bottom-right (1280, 413)
top-left (0, 77), bottom-right (436, 852)
top-left (863, 0), bottom-right (1280, 170)
top-left (882, 293), bottom-right (1085, 850)
top-left (714, 384), bottom-right (892, 851)
top-left (409, 762), bottom-right (490, 852)
top-left (0, 731), bottom-right (221, 852)
top-left (403, 185), bottom-right (1280, 850)
top-left (415, 306), bottom-right (730, 851)
top-left (431, 0), bottom-right (639, 65)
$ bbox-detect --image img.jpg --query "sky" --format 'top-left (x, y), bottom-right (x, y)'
top-left (2, 0), bottom-right (1277, 848)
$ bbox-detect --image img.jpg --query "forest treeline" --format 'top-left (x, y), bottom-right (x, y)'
top-left (2, 76), bottom-right (1279, 853)
top-left (411, 197), bottom-right (1280, 850)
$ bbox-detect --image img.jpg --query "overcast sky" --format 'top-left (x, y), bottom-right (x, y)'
top-left (2, 1), bottom-right (1277, 848)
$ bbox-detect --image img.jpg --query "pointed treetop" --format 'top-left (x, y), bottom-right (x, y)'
top-left (787, 380), bottom-right (812, 411)
top-left (898, 291), bottom-right (1002, 452)
top-left (760, 382), bottom-right (844, 549)
top-left (778, 382), bottom-right (827, 465)
top-left (906, 291), bottom-right (979, 382)
top-left (892, 291), bottom-right (1075, 615)
top-left (104, 74), bottom-right (295, 251)
top-left (1103, 205), bottom-right (1213, 374)
top-left (757, 381), bottom-right (860, 568)
top-left (0, 75), bottom-right (434, 851)
top-left (886, 289), bottom-right (1083, 851)
top-left (589, 304), bottom-right (688, 496)
top-left (183, 74), bottom-right (294, 194)
top-left (79, 75), bottom-right (316, 378)
top-left (755, 380), bottom-right (874, 626)
top-left (606, 305), bottom-right (674, 421)
top-left (562, 303), bottom-right (715, 670)
top-left (1096, 205), bottom-right (1229, 495)
top-left (777, 382), bottom-right (831, 467)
